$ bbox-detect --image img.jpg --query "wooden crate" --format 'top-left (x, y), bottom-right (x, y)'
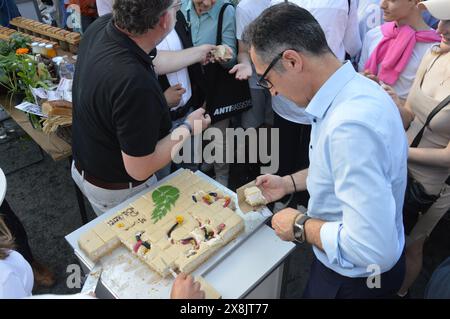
top-left (0, 26), bottom-right (59, 48)
top-left (9, 17), bottom-right (80, 53)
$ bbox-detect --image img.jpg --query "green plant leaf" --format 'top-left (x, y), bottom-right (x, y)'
top-left (151, 185), bottom-right (180, 223)
top-left (9, 34), bottom-right (31, 51)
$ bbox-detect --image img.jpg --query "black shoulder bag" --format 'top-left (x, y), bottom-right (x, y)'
top-left (403, 94), bottom-right (450, 235)
top-left (202, 3), bottom-right (252, 123)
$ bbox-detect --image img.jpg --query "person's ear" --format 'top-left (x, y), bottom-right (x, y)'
top-left (158, 10), bottom-right (170, 29)
top-left (282, 49), bottom-right (303, 73)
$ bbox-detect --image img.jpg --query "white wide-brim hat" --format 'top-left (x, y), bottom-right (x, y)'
top-left (419, 0), bottom-right (450, 21)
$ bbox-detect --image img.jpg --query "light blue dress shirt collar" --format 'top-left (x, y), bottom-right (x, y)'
top-left (304, 61), bottom-right (356, 120)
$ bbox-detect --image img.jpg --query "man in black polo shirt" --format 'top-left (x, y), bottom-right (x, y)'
top-left (72, 0), bottom-right (212, 216)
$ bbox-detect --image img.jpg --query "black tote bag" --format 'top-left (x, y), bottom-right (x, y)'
top-left (202, 3), bottom-right (252, 123)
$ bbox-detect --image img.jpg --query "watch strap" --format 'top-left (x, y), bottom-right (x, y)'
top-left (294, 214), bottom-right (311, 243)
top-left (296, 214), bottom-right (311, 226)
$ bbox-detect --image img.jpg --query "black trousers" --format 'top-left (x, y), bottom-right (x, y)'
top-left (303, 252), bottom-right (406, 299)
top-left (0, 199), bottom-right (33, 263)
top-left (273, 112), bottom-right (311, 208)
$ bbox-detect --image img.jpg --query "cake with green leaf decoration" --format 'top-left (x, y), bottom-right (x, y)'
top-left (78, 169), bottom-right (244, 277)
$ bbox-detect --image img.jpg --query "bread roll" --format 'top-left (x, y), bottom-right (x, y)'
top-left (42, 100), bottom-right (72, 117)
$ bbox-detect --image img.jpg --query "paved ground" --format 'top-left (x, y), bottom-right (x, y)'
top-left (1, 118), bottom-right (449, 298)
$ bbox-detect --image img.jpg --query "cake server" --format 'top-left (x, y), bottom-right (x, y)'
top-left (81, 263), bottom-right (103, 297)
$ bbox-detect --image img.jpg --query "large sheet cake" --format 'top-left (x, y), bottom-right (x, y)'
top-left (78, 169), bottom-right (244, 278)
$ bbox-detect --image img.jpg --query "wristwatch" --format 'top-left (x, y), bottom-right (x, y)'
top-left (293, 214), bottom-right (311, 244)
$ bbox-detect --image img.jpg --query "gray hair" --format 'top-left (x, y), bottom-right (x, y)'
top-left (113, 0), bottom-right (173, 36)
top-left (243, 3), bottom-right (332, 70)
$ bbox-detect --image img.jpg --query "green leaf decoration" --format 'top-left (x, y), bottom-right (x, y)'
top-left (151, 185), bottom-right (180, 223)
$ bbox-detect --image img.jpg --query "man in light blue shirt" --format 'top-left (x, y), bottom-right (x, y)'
top-left (246, 3), bottom-right (408, 298)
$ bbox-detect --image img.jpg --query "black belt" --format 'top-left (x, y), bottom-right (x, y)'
top-left (74, 161), bottom-right (145, 190)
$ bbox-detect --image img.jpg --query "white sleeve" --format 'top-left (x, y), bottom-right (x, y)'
top-left (309, 8), bottom-right (336, 55)
top-left (0, 273), bottom-right (31, 299)
top-left (270, 0), bottom-right (284, 6)
top-left (343, 0), bottom-right (362, 58)
top-left (156, 40), bottom-right (168, 52)
top-left (357, 31), bottom-right (371, 72)
top-left (96, 0), bottom-right (114, 16)
top-left (236, 7), bottom-right (251, 40)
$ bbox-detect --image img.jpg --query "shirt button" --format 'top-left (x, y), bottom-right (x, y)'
top-left (310, 145), bottom-right (313, 150)
top-left (313, 119), bottom-right (317, 123)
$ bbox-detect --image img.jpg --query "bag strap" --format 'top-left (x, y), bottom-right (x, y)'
top-left (186, 8), bottom-right (191, 32)
top-left (410, 95), bottom-right (450, 187)
top-left (216, 3), bottom-right (234, 45)
top-left (176, 10), bottom-right (192, 45)
top-left (205, 2), bottom-right (234, 87)
top-left (410, 95), bottom-right (450, 148)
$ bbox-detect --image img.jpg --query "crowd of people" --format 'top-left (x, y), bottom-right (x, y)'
top-left (1, 0), bottom-right (449, 299)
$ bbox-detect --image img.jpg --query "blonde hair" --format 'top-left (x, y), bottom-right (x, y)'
top-left (0, 216), bottom-right (15, 260)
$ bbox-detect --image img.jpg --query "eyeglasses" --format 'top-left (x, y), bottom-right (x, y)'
top-left (256, 51), bottom-right (286, 90)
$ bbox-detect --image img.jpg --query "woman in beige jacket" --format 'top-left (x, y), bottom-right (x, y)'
top-left (383, 0), bottom-right (450, 298)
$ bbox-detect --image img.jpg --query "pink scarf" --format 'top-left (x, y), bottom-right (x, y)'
top-left (364, 22), bottom-right (441, 85)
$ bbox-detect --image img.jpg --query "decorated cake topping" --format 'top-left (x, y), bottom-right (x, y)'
top-left (202, 227), bottom-right (215, 240)
top-left (217, 223), bottom-right (226, 235)
top-left (202, 194), bottom-right (214, 205)
top-left (133, 231), bottom-right (151, 254)
top-left (191, 190), bottom-right (236, 211)
top-left (167, 215), bottom-right (184, 238)
top-left (180, 237), bottom-right (200, 250)
top-left (181, 237), bottom-right (194, 245)
top-left (78, 169), bottom-right (245, 278)
top-left (186, 249), bottom-right (197, 258)
top-left (223, 196), bottom-right (231, 208)
top-left (151, 185), bottom-right (180, 223)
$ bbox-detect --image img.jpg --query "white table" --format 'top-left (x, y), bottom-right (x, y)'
top-left (0, 168), bottom-right (6, 206)
top-left (65, 171), bottom-right (295, 299)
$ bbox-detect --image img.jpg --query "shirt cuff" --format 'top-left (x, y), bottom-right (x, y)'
top-left (320, 221), bottom-right (354, 269)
